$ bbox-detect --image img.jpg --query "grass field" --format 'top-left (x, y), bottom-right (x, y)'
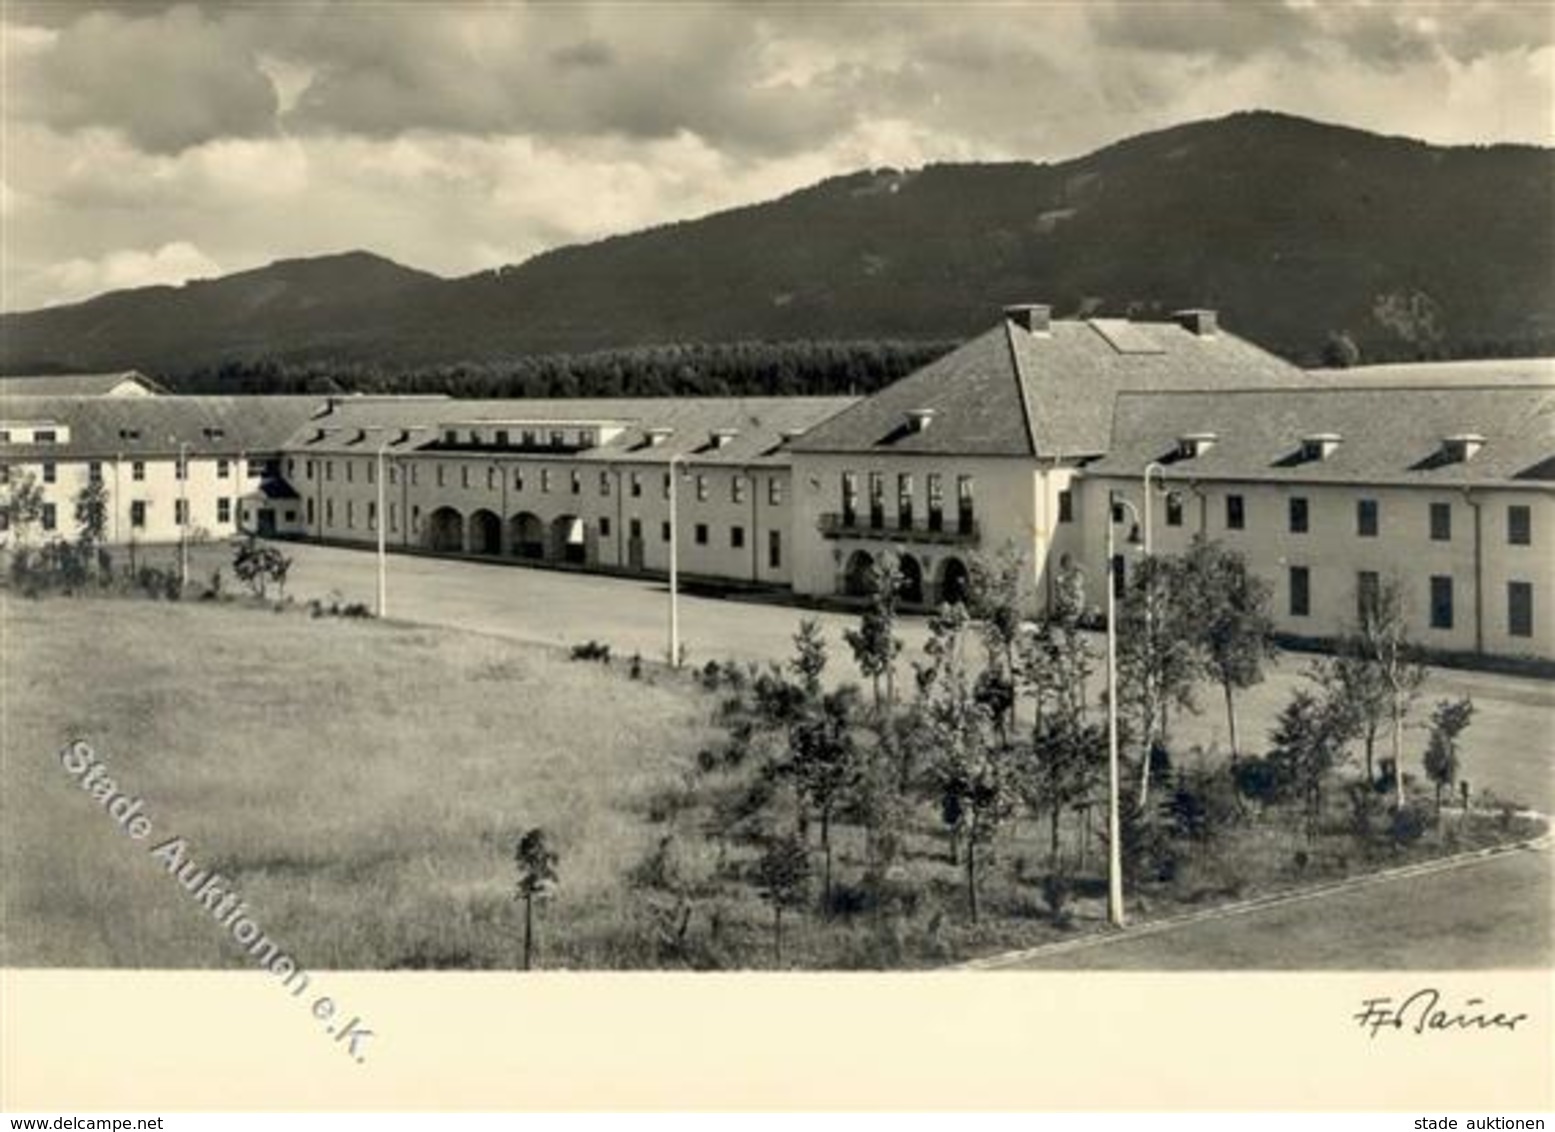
top-left (1, 595), bottom-right (718, 969)
top-left (4, 588), bottom-right (1548, 971)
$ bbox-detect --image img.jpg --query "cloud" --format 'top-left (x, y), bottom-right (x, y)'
top-left (1, 1), bottom-right (1550, 312)
top-left (40, 241), bottom-right (223, 303)
top-left (7, 5), bottom-right (279, 154)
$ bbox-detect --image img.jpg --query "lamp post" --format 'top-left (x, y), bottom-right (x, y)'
top-left (667, 453), bottom-right (688, 667)
top-left (1105, 492), bottom-right (1143, 928)
top-left (1142, 461), bottom-right (1166, 557)
top-left (376, 427), bottom-right (429, 619)
top-left (177, 440), bottom-right (189, 590)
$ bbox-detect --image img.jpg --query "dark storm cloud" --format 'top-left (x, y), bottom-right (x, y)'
top-left (7, 4), bottom-right (279, 153)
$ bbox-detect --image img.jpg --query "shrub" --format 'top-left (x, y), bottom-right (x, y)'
top-left (1040, 871), bottom-right (1074, 929)
top-left (570, 640), bottom-right (612, 663)
top-left (1388, 802), bottom-right (1431, 848)
top-left (1167, 763), bottom-right (1243, 843)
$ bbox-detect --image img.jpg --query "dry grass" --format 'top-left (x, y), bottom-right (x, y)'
top-left (1, 595), bottom-right (717, 969)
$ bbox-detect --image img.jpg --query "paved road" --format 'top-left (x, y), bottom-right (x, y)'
top-left (980, 841), bottom-right (1553, 970)
top-left (178, 539), bottom-right (1554, 807)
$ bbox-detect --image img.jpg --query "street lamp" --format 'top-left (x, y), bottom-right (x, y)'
top-left (1105, 491), bottom-right (1144, 928)
top-left (176, 440), bottom-right (189, 590)
top-left (667, 453), bottom-right (690, 667)
top-left (376, 427), bottom-right (430, 619)
top-left (1142, 461), bottom-right (1167, 557)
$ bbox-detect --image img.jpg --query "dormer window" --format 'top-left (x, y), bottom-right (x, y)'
top-left (709, 428), bottom-right (739, 450)
top-left (645, 427), bottom-right (674, 447)
top-left (34, 429), bottom-right (57, 444)
top-left (905, 409), bottom-right (936, 434)
top-left (1301, 433), bottom-right (1342, 462)
top-left (118, 428), bottom-right (141, 441)
top-left (1442, 433), bottom-right (1485, 463)
top-left (1176, 432), bottom-right (1217, 459)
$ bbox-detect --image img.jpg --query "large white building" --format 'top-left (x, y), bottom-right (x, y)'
top-left (3, 308), bottom-right (1551, 664)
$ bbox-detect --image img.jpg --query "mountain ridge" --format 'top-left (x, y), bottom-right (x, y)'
top-left (5, 110), bottom-right (1552, 378)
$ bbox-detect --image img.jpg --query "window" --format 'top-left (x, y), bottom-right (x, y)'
top-left (389, 503), bottom-right (398, 533)
top-left (304, 459), bottom-right (314, 480)
top-left (841, 472), bottom-right (858, 526)
top-left (600, 471), bottom-right (611, 497)
top-left (732, 476), bottom-right (746, 505)
top-left (130, 501), bottom-right (146, 529)
top-left (248, 461), bottom-right (262, 479)
top-left (695, 474), bottom-right (708, 502)
top-left (630, 472), bottom-right (642, 498)
top-left (345, 462), bottom-right (353, 484)
top-left (768, 477), bottom-right (782, 506)
top-left (661, 520), bottom-right (672, 543)
top-left (1058, 488), bottom-right (1074, 524)
top-left (42, 462), bottom-right (55, 484)
top-left (662, 471), bottom-right (672, 499)
top-left (486, 467), bottom-right (496, 490)
top-left (174, 499), bottom-right (188, 525)
top-left (549, 430), bottom-right (564, 448)
top-left (0, 464), bottom-right (9, 485)
top-left (325, 499), bottom-right (334, 526)
top-left (868, 472), bottom-right (885, 529)
top-left (1430, 502), bottom-right (1451, 542)
top-left (570, 470), bottom-right (582, 495)
top-left (42, 503), bottom-right (56, 531)
top-left (541, 469), bottom-right (552, 493)
top-left (217, 498), bottom-right (231, 524)
top-left (89, 461), bottom-right (103, 484)
top-left (1508, 505), bottom-right (1531, 546)
top-left (307, 499), bottom-right (315, 526)
top-left (1166, 493), bottom-right (1184, 527)
top-left (1226, 494), bottom-right (1245, 531)
top-left (410, 465), bottom-right (418, 486)
top-left (1508, 581), bottom-right (1534, 638)
top-left (1430, 575), bottom-right (1454, 630)
top-left (629, 518), bottom-right (642, 540)
top-left (898, 473), bottom-right (914, 529)
top-left (132, 460), bottom-right (147, 483)
top-left (599, 517), bottom-right (611, 538)
top-left (461, 466), bottom-right (470, 489)
top-left (346, 501), bottom-right (355, 529)
top-left (1288, 497), bottom-right (1308, 534)
top-left (1357, 498), bottom-right (1378, 538)
top-left (957, 475), bottom-right (975, 535)
top-left (34, 429), bottom-right (56, 444)
top-left (436, 465), bottom-right (445, 488)
top-left (324, 460), bottom-right (333, 482)
top-left (1357, 571), bottom-right (1380, 623)
top-left (444, 429), bottom-right (458, 445)
top-left (368, 461), bottom-right (376, 486)
top-left (768, 530), bottom-right (782, 569)
top-left (694, 523), bottom-right (709, 546)
top-left (496, 430), bottom-right (509, 447)
top-left (731, 525), bottom-right (745, 549)
top-left (927, 473), bottom-right (944, 532)
top-left (1289, 566), bottom-right (1310, 617)
top-left (389, 465), bottom-right (398, 486)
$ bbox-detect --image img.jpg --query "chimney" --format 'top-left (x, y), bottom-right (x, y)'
top-left (1003, 303), bottom-right (1051, 335)
top-left (1442, 433), bottom-right (1485, 463)
top-left (1173, 309), bottom-right (1218, 337)
top-left (1301, 432), bottom-right (1342, 462)
top-left (1176, 431), bottom-right (1217, 459)
top-left (904, 408), bottom-right (936, 434)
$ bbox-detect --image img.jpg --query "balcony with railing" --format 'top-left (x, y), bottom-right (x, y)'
top-left (817, 511), bottom-right (980, 545)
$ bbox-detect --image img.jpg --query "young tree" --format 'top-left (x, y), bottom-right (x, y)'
top-left (2, 471), bottom-right (45, 551)
top-left (1423, 696), bottom-right (1475, 815)
top-left (74, 478), bottom-right (110, 571)
top-left (1117, 553), bottom-right (1205, 809)
top-left (1178, 537), bottom-right (1276, 760)
top-left (967, 546), bottom-right (1030, 736)
top-left (1353, 576), bottom-right (1427, 810)
top-left (845, 551), bottom-right (904, 709)
top-left (1318, 648), bottom-right (1393, 785)
top-left (231, 535), bottom-right (293, 600)
top-left (789, 685), bottom-right (864, 907)
top-left (754, 833), bottom-right (811, 966)
top-left (789, 618), bottom-right (829, 698)
top-left (1267, 687), bottom-right (1357, 840)
top-left (514, 828), bottom-right (559, 971)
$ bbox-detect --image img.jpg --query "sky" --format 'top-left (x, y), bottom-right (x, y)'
top-left (2, 0), bottom-right (1552, 312)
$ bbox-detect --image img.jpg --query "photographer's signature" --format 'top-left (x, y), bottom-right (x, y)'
top-left (1354, 989), bottom-right (1528, 1038)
